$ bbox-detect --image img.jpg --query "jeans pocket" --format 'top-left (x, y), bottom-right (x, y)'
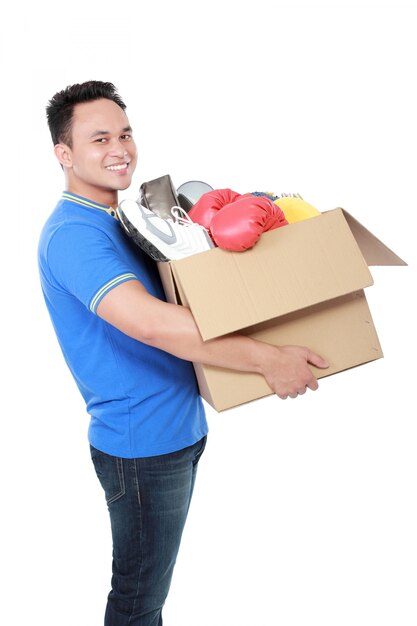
top-left (193, 435), bottom-right (207, 466)
top-left (90, 446), bottom-right (126, 505)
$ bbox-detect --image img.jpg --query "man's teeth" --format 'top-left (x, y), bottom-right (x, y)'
top-left (106, 164), bottom-right (128, 171)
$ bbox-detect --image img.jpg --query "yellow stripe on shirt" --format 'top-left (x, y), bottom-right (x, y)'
top-left (62, 192), bottom-right (118, 220)
top-left (90, 273), bottom-right (137, 313)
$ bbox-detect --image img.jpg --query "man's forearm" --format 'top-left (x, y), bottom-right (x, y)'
top-left (97, 279), bottom-right (328, 399)
top-left (98, 279), bottom-right (267, 372)
top-left (140, 299), bottom-right (271, 376)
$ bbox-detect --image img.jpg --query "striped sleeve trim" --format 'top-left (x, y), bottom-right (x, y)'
top-left (89, 273), bottom-right (137, 313)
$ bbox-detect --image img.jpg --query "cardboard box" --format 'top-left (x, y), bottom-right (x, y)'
top-left (158, 208), bottom-right (406, 411)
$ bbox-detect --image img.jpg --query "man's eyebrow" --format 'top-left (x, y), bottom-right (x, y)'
top-left (89, 126), bottom-right (133, 139)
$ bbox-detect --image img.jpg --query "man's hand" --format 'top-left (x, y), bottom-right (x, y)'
top-left (257, 344), bottom-right (329, 400)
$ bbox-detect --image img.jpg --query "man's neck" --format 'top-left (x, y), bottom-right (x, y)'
top-left (65, 183), bottom-right (118, 209)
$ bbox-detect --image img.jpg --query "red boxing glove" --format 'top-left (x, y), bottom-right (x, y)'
top-left (210, 194), bottom-right (288, 251)
top-left (188, 188), bottom-right (242, 232)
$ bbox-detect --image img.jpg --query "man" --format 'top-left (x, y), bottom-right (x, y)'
top-left (38, 80), bottom-right (328, 625)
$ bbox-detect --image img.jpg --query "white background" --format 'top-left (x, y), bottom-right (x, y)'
top-left (1, 1), bottom-right (416, 625)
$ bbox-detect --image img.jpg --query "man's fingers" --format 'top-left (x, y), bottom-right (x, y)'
top-left (307, 350), bottom-right (329, 369)
top-left (307, 378), bottom-right (319, 392)
top-left (280, 385), bottom-right (311, 400)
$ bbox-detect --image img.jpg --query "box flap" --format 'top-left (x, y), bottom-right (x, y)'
top-left (170, 209), bottom-right (374, 341)
top-left (339, 209), bottom-right (407, 266)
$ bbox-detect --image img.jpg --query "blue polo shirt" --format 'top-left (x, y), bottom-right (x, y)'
top-left (38, 192), bottom-right (207, 458)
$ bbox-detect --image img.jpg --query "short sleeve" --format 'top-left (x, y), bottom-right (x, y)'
top-left (47, 222), bottom-right (138, 313)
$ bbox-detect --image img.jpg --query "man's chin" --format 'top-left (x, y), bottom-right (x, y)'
top-left (110, 178), bottom-right (133, 192)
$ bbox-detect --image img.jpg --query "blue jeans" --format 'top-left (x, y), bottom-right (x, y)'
top-left (90, 436), bottom-right (207, 626)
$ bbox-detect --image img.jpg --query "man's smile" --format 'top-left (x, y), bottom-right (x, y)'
top-left (105, 162), bottom-right (129, 172)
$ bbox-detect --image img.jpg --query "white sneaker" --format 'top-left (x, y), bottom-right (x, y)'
top-left (117, 200), bottom-right (213, 262)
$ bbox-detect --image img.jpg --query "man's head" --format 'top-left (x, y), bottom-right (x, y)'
top-left (47, 81), bottom-right (137, 206)
top-left (46, 80), bottom-right (127, 148)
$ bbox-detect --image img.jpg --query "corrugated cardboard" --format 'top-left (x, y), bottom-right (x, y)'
top-left (158, 208), bottom-right (406, 411)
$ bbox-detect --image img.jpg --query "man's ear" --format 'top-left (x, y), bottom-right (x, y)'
top-left (54, 143), bottom-right (73, 168)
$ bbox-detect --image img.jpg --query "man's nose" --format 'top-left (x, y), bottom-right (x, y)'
top-left (109, 138), bottom-right (129, 157)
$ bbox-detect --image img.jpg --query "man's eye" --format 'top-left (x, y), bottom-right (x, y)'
top-left (95, 138), bottom-right (107, 143)
top-left (121, 134), bottom-right (132, 141)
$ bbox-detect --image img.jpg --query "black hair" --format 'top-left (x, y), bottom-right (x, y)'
top-left (46, 80), bottom-right (127, 147)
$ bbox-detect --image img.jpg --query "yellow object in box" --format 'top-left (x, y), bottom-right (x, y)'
top-left (275, 196), bottom-right (321, 223)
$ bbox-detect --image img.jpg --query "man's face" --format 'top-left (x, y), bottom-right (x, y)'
top-left (59, 98), bottom-right (138, 205)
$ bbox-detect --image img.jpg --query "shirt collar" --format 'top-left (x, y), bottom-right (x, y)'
top-left (61, 191), bottom-right (119, 221)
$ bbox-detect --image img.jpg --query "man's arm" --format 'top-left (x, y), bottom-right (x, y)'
top-left (96, 279), bottom-right (329, 399)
